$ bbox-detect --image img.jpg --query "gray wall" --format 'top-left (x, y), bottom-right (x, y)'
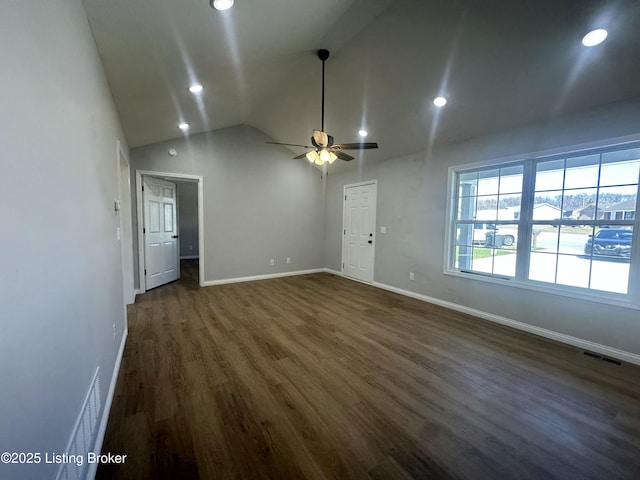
top-left (131, 125), bottom-right (325, 285)
top-left (0, 1), bottom-right (128, 479)
top-left (178, 182), bottom-right (199, 258)
top-left (325, 98), bottom-right (640, 357)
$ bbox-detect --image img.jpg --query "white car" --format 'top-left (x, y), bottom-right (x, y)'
top-left (458, 223), bottom-right (498, 246)
top-left (496, 227), bottom-right (517, 246)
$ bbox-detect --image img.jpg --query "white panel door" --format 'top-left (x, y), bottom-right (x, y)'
top-left (143, 177), bottom-right (179, 290)
top-left (343, 182), bottom-right (377, 283)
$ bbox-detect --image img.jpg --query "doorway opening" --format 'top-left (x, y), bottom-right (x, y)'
top-left (135, 170), bottom-right (204, 293)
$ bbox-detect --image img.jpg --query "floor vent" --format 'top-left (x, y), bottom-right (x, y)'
top-left (583, 351), bottom-right (602, 359)
top-left (56, 367), bottom-right (102, 480)
top-left (583, 351), bottom-right (622, 366)
top-left (601, 356), bottom-right (622, 366)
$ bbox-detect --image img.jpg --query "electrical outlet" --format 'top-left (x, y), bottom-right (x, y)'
top-left (112, 323), bottom-right (117, 340)
top-left (270, 258), bottom-right (275, 266)
top-left (409, 272), bottom-right (415, 281)
top-left (189, 245), bottom-right (193, 251)
top-left (286, 257), bottom-right (291, 264)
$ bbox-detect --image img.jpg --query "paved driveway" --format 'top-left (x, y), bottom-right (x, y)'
top-left (471, 234), bottom-right (630, 294)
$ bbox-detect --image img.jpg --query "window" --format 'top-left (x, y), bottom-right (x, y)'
top-left (455, 165), bottom-right (523, 277)
top-left (448, 143), bottom-right (640, 304)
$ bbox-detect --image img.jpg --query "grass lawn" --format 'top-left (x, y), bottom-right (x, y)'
top-left (473, 247), bottom-right (515, 259)
top-left (457, 246), bottom-right (516, 260)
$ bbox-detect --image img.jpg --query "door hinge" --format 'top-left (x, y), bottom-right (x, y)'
top-left (344, 229), bottom-right (346, 235)
top-left (142, 185), bottom-right (144, 191)
top-left (143, 227), bottom-right (146, 234)
top-left (345, 195), bottom-right (347, 200)
top-left (144, 269), bottom-right (147, 275)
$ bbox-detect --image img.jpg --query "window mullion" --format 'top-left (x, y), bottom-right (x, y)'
top-left (516, 160), bottom-right (536, 281)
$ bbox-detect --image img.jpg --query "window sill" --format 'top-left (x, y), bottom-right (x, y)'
top-left (442, 268), bottom-right (639, 310)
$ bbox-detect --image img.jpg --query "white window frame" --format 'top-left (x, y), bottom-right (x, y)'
top-left (444, 136), bottom-right (640, 310)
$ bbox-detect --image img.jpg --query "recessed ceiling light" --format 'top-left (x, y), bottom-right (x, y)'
top-left (582, 28), bottom-right (608, 47)
top-left (358, 129), bottom-right (368, 137)
top-left (210, 0), bottom-right (234, 10)
top-left (188, 84), bottom-right (203, 93)
top-left (178, 122), bottom-right (190, 130)
top-left (433, 96), bottom-right (447, 107)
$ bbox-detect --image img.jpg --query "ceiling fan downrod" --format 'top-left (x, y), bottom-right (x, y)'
top-left (317, 49), bottom-right (330, 133)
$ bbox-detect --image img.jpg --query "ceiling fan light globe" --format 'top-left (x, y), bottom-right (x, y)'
top-left (319, 149), bottom-right (331, 163)
top-left (328, 152), bottom-right (337, 164)
top-left (306, 151), bottom-right (319, 164)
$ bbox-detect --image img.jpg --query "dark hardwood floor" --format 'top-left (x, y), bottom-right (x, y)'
top-left (98, 260), bottom-right (640, 479)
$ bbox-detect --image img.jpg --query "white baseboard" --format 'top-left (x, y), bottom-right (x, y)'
top-left (202, 268), bottom-right (325, 286)
top-left (133, 289), bottom-right (141, 298)
top-left (323, 268), bottom-right (342, 276)
top-left (180, 255), bottom-right (199, 260)
top-left (371, 281), bottom-right (640, 367)
top-left (86, 327), bottom-right (128, 480)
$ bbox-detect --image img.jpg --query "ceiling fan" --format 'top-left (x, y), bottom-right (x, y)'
top-left (267, 49), bottom-right (378, 165)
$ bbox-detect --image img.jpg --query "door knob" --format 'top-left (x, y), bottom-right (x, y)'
top-left (172, 235), bottom-right (179, 238)
top-left (368, 240), bottom-right (373, 244)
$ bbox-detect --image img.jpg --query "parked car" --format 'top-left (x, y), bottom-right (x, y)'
top-left (494, 227), bottom-right (517, 247)
top-left (584, 228), bottom-right (632, 259)
top-left (457, 223), bottom-right (497, 246)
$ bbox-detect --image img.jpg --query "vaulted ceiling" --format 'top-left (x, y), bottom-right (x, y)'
top-left (83, 0), bottom-right (640, 164)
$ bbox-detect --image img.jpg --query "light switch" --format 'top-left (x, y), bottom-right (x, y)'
top-left (116, 227), bottom-right (121, 241)
top-left (380, 226), bottom-right (387, 234)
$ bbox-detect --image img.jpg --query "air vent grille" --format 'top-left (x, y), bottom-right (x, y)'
top-left (56, 367), bottom-right (102, 480)
top-left (583, 351), bottom-right (622, 366)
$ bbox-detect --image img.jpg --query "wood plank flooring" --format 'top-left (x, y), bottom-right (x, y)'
top-left (98, 260), bottom-right (640, 479)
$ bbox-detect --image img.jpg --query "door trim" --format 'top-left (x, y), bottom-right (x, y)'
top-left (341, 180), bottom-right (377, 283)
top-left (135, 170), bottom-right (204, 293)
top-left (116, 141), bottom-right (135, 306)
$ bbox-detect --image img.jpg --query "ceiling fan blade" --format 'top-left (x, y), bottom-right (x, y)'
top-left (329, 149), bottom-right (354, 161)
top-left (266, 141), bottom-right (314, 149)
top-left (293, 152), bottom-right (309, 160)
top-left (332, 142), bottom-right (379, 150)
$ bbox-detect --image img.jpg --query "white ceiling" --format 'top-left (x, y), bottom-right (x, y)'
top-left (83, 0), bottom-right (640, 164)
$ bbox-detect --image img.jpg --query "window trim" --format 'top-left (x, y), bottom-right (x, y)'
top-left (444, 135), bottom-right (640, 310)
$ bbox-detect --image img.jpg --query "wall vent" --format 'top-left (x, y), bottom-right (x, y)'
top-left (56, 367), bottom-right (102, 480)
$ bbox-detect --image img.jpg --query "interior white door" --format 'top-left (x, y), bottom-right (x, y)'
top-left (143, 177), bottom-right (179, 290)
top-left (343, 182), bottom-right (377, 283)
